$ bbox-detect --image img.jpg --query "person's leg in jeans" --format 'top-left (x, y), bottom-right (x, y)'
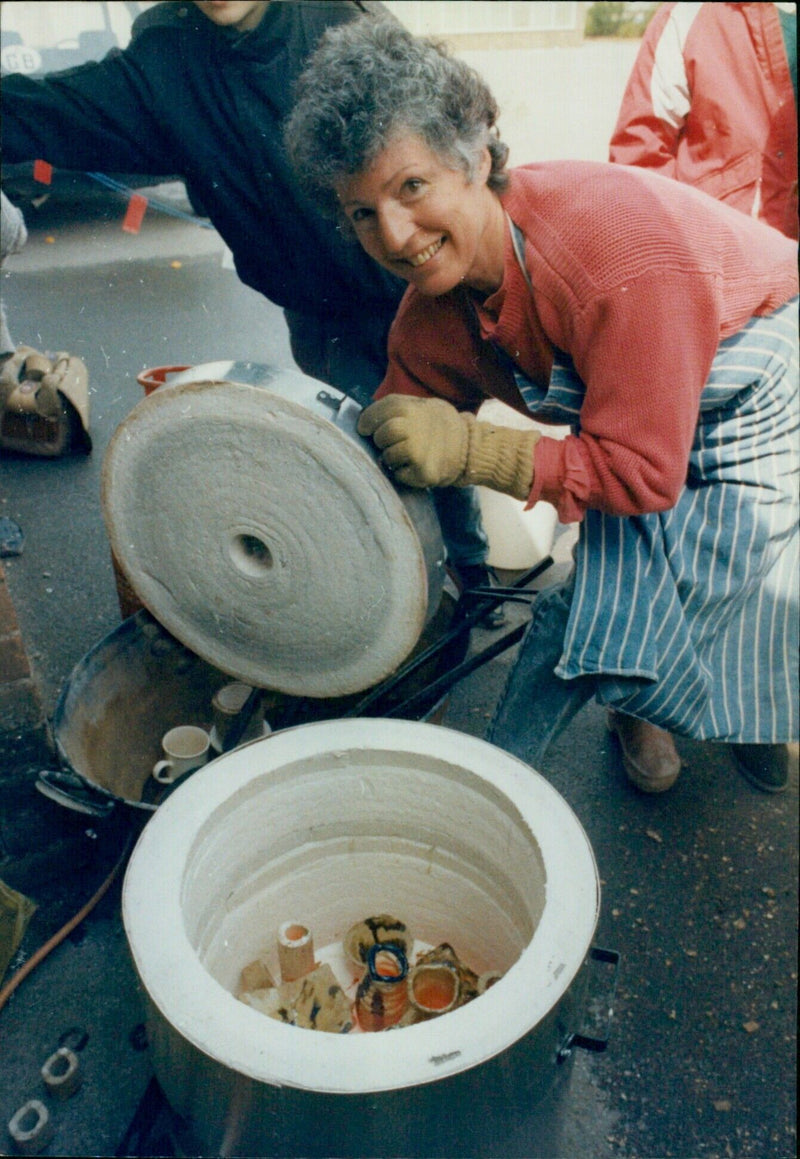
top-left (487, 576), bottom-right (682, 790)
top-left (434, 484), bottom-right (509, 627)
top-left (487, 577), bottom-right (597, 768)
top-left (432, 485), bottom-right (488, 572)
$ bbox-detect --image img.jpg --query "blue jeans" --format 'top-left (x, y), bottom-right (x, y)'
top-left (286, 307), bottom-right (488, 571)
top-left (487, 575), bottom-right (597, 767)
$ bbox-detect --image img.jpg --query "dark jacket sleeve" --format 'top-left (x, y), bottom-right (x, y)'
top-left (0, 1), bottom-right (392, 175)
top-left (1, 51), bottom-right (178, 174)
top-left (0, 1), bottom-right (404, 316)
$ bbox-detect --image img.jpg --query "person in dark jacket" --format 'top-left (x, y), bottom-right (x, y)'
top-left (3, 0), bottom-right (400, 399)
top-left (1, 0), bottom-right (496, 608)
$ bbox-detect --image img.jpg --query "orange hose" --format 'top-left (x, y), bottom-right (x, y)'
top-left (0, 827), bottom-right (136, 1013)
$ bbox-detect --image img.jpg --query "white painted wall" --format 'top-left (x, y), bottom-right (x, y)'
top-left (384, 0), bottom-right (642, 165)
top-left (387, 1), bottom-right (582, 35)
top-left (458, 39), bottom-right (641, 164)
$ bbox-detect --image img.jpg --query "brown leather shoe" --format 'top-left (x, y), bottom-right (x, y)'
top-left (608, 709), bottom-right (681, 793)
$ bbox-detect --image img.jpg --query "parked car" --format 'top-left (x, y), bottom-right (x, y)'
top-left (0, 0), bottom-right (189, 210)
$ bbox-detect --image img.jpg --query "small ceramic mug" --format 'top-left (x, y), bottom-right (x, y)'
top-left (209, 682), bottom-right (269, 753)
top-left (152, 725), bottom-right (210, 784)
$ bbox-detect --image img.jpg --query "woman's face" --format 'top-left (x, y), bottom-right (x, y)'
top-left (337, 134), bottom-right (505, 297)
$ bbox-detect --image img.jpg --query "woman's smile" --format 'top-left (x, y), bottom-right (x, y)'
top-left (406, 237), bottom-right (445, 268)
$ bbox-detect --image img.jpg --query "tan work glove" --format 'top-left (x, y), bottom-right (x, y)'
top-left (357, 395), bottom-right (539, 499)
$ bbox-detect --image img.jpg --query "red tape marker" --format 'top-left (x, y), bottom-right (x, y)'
top-left (33, 160), bottom-right (53, 185)
top-left (122, 193), bottom-right (148, 234)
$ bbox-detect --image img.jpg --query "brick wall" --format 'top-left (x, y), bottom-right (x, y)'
top-left (0, 561), bottom-right (54, 771)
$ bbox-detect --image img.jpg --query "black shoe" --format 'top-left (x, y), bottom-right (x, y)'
top-left (454, 564), bottom-right (507, 629)
top-left (730, 743), bottom-right (789, 793)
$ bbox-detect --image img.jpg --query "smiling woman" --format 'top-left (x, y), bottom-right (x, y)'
top-left (286, 17), bottom-right (799, 795)
top-left (286, 21), bottom-right (509, 296)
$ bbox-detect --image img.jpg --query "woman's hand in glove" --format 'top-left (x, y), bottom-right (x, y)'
top-left (357, 394), bottom-right (540, 499)
top-left (357, 395), bottom-right (469, 488)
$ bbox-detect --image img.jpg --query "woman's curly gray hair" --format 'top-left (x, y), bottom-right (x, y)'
top-left (285, 17), bottom-right (509, 218)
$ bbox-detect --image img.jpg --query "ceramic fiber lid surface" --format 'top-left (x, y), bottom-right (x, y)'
top-left (102, 376), bottom-right (437, 697)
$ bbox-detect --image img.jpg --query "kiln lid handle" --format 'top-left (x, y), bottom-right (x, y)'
top-left (557, 945), bottom-right (621, 1062)
top-left (35, 769), bottom-right (117, 818)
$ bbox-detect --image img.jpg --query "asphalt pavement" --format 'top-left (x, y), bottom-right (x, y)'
top-left (0, 196), bottom-right (796, 1159)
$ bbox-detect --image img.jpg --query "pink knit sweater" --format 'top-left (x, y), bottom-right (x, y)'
top-left (378, 161), bottom-right (798, 522)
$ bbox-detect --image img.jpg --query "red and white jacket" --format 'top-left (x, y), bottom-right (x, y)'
top-left (609, 2), bottom-right (798, 239)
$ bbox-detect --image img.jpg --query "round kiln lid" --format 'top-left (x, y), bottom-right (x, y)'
top-left (102, 375), bottom-right (436, 697)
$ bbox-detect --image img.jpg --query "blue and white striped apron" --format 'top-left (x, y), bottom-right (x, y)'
top-left (506, 297), bottom-right (799, 743)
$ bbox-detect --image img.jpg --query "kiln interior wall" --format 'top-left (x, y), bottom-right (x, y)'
top-left (178, 749), bottom-right (547, 993)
